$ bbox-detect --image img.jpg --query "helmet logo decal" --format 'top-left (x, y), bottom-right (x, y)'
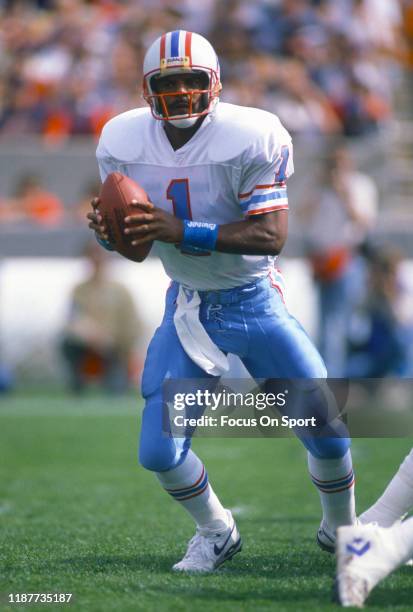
top-left (160, 56), bottom-right (191, 72)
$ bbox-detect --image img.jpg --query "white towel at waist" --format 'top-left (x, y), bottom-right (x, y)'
top-left (173, 285), bottom-right (230, 377)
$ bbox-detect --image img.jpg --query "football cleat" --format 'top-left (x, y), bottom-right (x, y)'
top-left (317, 520), bottom-right (336, 553)
top-left (317, 519), bottom-right (361, 554)
top-left (335, 523), bottom-right (406, 607)
top-left (172, 510), bottom-right (242, 573)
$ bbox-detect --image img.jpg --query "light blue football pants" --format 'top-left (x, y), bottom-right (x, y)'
top-left (139, 276), bottom-right (350, 472)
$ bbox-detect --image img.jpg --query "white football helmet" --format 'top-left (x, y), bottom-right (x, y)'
top-left (143, 30), bottom-right (222, 128)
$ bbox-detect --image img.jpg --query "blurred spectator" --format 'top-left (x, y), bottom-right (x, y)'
top-left (404, 1), bottom-right (413, 68)
top-left (264, 59), bottom-right (342, 139)
top-left (0, 173), bottom-right (64, 225)
top-left (60, 240), bottom-right (141, 394)
top-left (0, 364), bottom-right (14, 394)
top-left (347, 246), bottom-right (413, 377)
top-left (300, 143), bottom-right (378, 377)
top-left (0, 0), bottom-right (407, 140)
top-left (0, 322), bottom-right (13, 394)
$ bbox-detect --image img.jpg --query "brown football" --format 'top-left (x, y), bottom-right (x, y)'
top-left (98, 172), bottom-right (153, 262)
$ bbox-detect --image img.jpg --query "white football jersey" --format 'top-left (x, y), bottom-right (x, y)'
top-left (96, 102), bottom-right (293, 290)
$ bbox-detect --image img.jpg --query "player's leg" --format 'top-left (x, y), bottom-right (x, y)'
top-left (139, 284), bottom-right (241, 570)
top-left (238, 278), bottom-right (356, 547)
top-left (335, 518), bottom-right (413, 607)
top-left (306, 438), bottom-right (355, 552)
top-left (360, 448), bottom-right (413, 527)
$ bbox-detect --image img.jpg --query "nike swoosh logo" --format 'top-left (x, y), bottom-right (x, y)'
top-left (319, 528), bottom-right (335, 544)
top-left (214, 524), bottom-right (235, 556)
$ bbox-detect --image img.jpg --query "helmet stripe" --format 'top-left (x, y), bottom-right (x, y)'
top-left (170, 30), bottom-right (180, 57)
top-left (160, 33), bottom-right (166, 61)
top-left (185, 31), bottom-right (192, 65)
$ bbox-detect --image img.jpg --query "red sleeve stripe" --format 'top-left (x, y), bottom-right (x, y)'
top-left (239, 182), bottom-right (286, 199)
top-left (185, 31), bottom-right (192, 64)
top-left (246, 204), bottom-right (289, 216)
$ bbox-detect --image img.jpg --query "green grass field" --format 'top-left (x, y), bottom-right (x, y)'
top-left (1, 392), bottom-right (412, 611)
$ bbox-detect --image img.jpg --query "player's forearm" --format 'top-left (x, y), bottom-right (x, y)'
top-left (125, 207), bottom-right (288, 256)
top-left (215, 219), bottom-right (286, 256)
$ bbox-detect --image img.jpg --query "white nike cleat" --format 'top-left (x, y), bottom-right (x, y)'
top-left (172, 510), bottom-right (242, 573)
top-left (335, 523), bottom-right (406, 607)
top-left (317, 519), bottom-right (361, 554)
top-left (317, 520), bottom-right (337, 553)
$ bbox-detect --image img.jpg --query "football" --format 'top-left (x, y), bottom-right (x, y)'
top-left (98, 172), bottom-right (153, 262)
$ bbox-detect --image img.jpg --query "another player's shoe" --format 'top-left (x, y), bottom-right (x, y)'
top-left (317, 519), bottom-right (361, 554)
top-left (335, 523), bottom-right (405, 607)
top-left (317, 520), bottom-right (336, 553)
top-left (172, 510), bottom-right (242, 573)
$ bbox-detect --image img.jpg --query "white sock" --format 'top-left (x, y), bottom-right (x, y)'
top-left (156, 449), bottom-right (229, 532)
top-left (308, 449), bottom-right (356, 532)
top-left (360, 448), bottom-right (413, 527)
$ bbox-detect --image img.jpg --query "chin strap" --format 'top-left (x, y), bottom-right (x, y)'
top-left (168, 116), bottom-right (200, 129)
top-left (165, 98), bottom-right (219, 128)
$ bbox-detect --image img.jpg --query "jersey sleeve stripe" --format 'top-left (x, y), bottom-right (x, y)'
top-left (247, 204), bottom-right (289, 216)
top-left (238, 182), bottom-right (285, 199)
top-left (239, 188), bottom-right (287, 211)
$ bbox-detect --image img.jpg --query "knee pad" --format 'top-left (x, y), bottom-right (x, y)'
top-left (138, 437), bottom-right (178, 472)
top-left (303, 436), bottom-right (351, 460)
top-left (138, 387), bottom-right (192, 472)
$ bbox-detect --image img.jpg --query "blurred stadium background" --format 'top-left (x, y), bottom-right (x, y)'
top-left (0, 0), bottom-right (413, 389)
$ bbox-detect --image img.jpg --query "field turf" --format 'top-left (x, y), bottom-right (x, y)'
top-left (1, 392), bottom-right (412, 611)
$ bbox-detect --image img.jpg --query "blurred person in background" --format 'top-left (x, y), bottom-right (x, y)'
top-left (61, 239), bottom-right (141, 395)
top-left (0, 173), bottom-right (64, 226)
top-left (300, 143), bottom-right (378, 377)
top-left (347, 245), bottom-right (412, 378)
top-left (0, 337), bottom-right (13, 394)
top-left (265, 59), bottom-right (342, 140)
top-left (0, 363), bottom-right (14, 394)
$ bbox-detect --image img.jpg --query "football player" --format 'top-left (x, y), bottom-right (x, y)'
top-left (88, 30), bottom-right (357, 572)
top-left (336, 447), bottom-right (413, 607)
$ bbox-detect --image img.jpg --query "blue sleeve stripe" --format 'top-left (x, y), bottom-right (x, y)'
top-left (240, 189), bottom-right (287, 210)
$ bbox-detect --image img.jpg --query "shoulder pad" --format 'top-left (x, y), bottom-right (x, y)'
top-left (208, 103), bottom-right (288, 162)
top-left (98, 108), bottom-right (152, 162)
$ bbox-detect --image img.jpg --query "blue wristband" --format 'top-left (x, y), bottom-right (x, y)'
top-left (182, 221), bottom-right (219, 252)
top-left (95, 234), bottom-right (115, 251)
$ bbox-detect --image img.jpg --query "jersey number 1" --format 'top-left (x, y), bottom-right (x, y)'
top-left (167, 178), bottom-right (192, 220)
top-left (167, 178), bottom-right (210, 256)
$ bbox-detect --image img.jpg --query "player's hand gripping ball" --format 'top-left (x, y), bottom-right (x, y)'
top-left (98, 172), bottom-right (153, 262)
